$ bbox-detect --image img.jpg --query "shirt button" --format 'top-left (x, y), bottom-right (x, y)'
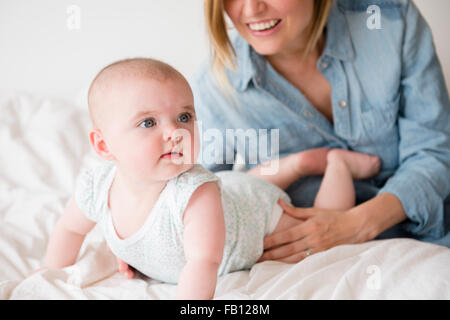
top-left (338, 100), bottom-right (347, 108)
top-left (320, 61), bottom-right (328, 69)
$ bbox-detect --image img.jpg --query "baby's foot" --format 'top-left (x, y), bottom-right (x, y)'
top-left (326, 149), bottom-right (381, 179)
top-left (288, 148), bottom-right (331, 176)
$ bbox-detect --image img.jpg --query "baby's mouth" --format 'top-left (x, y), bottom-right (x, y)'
top-left (160, 151), bottom-right (183, 159)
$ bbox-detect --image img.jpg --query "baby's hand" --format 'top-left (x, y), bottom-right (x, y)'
top-left (107, 245), bottom-right (135, 279)
top-left (117, 259), bottom-right (135, 280)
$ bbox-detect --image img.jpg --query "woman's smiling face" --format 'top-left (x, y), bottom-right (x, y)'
top-left (224, 0), bottom-right (315, 56)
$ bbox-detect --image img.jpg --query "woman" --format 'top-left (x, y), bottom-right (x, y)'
top-left (190, 0), bottom-right (450, 263)
top-left (117, 0), bottom-right (450, 279)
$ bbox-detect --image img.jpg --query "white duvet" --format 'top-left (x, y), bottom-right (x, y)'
top-left (1, 95), bottom-right (449, 300)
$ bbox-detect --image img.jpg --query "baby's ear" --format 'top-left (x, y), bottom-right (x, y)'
top-left (89, 128), bottom-right (115, 161)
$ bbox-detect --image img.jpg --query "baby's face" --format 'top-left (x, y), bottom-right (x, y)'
top-left (101, 75), bottom-right (199, 182)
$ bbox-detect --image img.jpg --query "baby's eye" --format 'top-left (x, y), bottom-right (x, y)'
top-left (178, 112), bottom-right (191, 123)
top-left (139, 118), bottom-right (156, 128)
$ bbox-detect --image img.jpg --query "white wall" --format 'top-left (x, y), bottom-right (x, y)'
top-left (0, 0), bottom-right (449, 100)
top-left (414, 0), bottom-right (450, 93)
top-left (0, 0), bottom-right (208, 100)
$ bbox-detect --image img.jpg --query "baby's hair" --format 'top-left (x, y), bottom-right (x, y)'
top-left (87, 57), bottom-right (186, 128)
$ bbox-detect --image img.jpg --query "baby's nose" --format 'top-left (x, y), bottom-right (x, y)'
top-left (162, 123), bottom-right (183, 143)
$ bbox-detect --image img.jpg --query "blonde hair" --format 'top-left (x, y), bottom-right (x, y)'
top-left (204, 0), bottom-right (332, 95)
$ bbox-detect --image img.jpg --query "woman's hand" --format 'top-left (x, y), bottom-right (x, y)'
top-left (258, 199), bottom-right (364, 263)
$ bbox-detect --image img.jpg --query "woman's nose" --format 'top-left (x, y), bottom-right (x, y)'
top-left (243, 0), bottom-right (266, 17)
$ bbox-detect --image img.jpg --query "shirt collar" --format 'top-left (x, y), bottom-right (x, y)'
top-left (322, 0), bottom-right (356, 62)
top-left (227, 33), bottom-right (257, 91)
top-left (229, 0), bottom-right (355, 91)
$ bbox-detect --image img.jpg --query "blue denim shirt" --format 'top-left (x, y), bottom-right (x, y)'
top-left (191, 0), bottom-right (450, 246)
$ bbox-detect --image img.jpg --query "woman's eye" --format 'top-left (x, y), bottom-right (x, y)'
top-left (139, 118), bottom-right (155, 128)
top-left (178, 113), bottom-right (191, 123)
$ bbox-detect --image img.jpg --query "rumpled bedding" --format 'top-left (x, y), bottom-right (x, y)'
top-left (1, 95), bottom-right (449, 299)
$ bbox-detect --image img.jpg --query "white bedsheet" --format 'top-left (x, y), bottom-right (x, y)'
top-left (1, 95), bottom-right (449, 300)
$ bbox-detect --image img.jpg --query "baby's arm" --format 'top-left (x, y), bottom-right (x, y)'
top-left (176, 182), bottom-right (225, 300)
top-left (44, 197), bottom-right (96, 268)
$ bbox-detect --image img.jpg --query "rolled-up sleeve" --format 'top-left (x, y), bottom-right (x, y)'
top-left (378, 1), bottom-right (450, 238)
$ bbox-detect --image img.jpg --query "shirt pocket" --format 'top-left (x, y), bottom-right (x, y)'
top-left (358, 94), bottom-right (400, 170)
top-left (361, 94), bottom-right (399, 132)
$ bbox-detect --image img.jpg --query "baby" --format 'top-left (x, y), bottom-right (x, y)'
top-left (41, 58), bottom-right (380, 299)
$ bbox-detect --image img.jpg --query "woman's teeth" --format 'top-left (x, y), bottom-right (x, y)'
top-left (248, 19), bottom-right (281, 31)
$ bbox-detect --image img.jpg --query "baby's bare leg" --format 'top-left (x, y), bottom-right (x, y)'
top-left (248, 148), bottom-right (330, 190)
top-left (313, 149), bottom-right (381, 210)
top-left (271, 149), bottom-right (381, 235)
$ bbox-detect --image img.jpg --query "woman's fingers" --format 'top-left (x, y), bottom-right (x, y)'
top-left (264, 219), bottom-right (308, 250)
top-left (263, 228), bottom-right (296, 250)
top-left (276, 246), bottom-right (327, 263)
top-left (276, 251), bottom-right (308, 264)
top-left (259, 238), bottom-right (329, 263)
top-left (260, 238), bottom-right (307, 261)
top-left (258, 208), bottom-right (360, 264)
top-left (278, 199), bottom-right (314, 219)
